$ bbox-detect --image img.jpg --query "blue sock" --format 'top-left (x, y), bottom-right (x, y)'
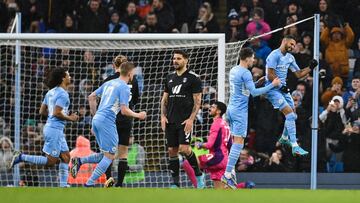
top-left (285, 113), bottom-right (297, 144)
top-left (21, 154), bottom-right (47, 165)
top-left (86, 156), bottom-right (112, 186)
top-left (80, 153), bottom-right (104, 164)
top-left (281, 127), bottom-right (289, 140)
top-left (59, 162), bottom-right (69, 187)
top-left (225, 143), bottom-right (244, 174)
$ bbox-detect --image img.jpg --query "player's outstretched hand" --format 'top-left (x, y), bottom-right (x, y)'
top-left (69, 113), bottom-right (79, 122)
top-left (309, 59), bottom-right (318, 70)
top-left (161, 116), bottom-right (168, 132)
top-left (138, 111), bottom-right (147, 120)
top-left (272, 77), bottom-right (281, 87)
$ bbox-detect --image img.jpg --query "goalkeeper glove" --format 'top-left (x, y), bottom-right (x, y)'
top-left (309, 59), bottom-right (318, 70)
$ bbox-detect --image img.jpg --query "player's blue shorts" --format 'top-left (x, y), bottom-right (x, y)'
top-left (92, 115), bottom-right (118, 154)
top-left (42, 125), bottom-right (69, 158)
top-left (266, 89), bottom-right (294, 110)
top-left (226, 107), bottom-right (247, 137)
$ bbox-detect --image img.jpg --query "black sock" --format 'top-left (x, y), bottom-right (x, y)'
top-left (185, 151), bottom-right (202, 176)
top-left (169, 156), bottom-right (180, 187)
top-left (105, 162), bottom-right (113, 179)
top-left (116, 158), bottom-right (128, 187)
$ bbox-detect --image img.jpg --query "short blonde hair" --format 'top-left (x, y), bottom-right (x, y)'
top-left (113, 55), bottom-right (128, 69)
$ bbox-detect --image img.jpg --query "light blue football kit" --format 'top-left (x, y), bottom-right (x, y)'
top-left (225, 65), bottom-right (274, 178)
top-left (77, 78), bottom-right (130, 186)
top-left (12, 86), bottom-right (71, 187)
top-left (265, 48), bottom-right (302, 148)
top-left (93, 78), bottom-right (130, 154)
top-left (42, 87), bottom-right (70, 157)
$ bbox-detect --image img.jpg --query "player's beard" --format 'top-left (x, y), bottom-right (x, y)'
top-left (174, 63), bottom-right (185, 71)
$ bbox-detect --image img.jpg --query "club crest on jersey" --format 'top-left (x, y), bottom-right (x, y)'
top-left (183, 78), bottom-right (187, 83)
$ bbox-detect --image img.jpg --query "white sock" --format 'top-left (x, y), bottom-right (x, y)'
top-left (291, 142), bottom-right (299, 147)
top-left (224, 171), bottom-right (232, 179)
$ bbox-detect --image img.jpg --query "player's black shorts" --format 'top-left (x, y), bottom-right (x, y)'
top-left (165, 123), bottom-right (191, 147)
top-left (116, 120), bottom-right (132, 146)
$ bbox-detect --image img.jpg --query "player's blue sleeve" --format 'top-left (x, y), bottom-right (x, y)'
top-left (243, 71), bottom-right (274, 97)
top-left (265, 51), bottom-right (278, 69)
top-left (94, 84), bottom-right (105, 97)
top-left (120, 85), bottom-right (130, 106)
top-left (55, 93), bottom-right (69, 109)
top-left (42, 93), bottom-right (48, 105)
top-left (289, 55), bottom-right (300, 72)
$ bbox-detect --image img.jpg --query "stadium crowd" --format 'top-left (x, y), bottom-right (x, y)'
top-left (1, 0), bottom-right (360, 186)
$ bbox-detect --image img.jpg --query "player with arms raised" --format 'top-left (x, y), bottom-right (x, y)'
top-left (265, 35), bottom-right (318, 156)
top-left (221, 47), bottom-right (281, 189)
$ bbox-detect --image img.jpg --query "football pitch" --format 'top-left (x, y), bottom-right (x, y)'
top-left (1, 188), bottom-right (360, 203)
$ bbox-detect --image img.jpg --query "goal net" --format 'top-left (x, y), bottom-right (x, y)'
top-left (0, 34), bottom-right (245, 187)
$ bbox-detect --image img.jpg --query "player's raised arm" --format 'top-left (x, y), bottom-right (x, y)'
top-left (294, 59), bottom-right (318, 79)
top-left (244, 71), bottom-right (281, 96)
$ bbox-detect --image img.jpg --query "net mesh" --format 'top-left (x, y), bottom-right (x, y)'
top-left (0, 37), bottom-right (245, 187)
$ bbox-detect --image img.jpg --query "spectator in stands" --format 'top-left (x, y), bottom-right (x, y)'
top-left (138, 12), bottom-right (160, 33)
top-left (190, 2), bottom-right (219, 33)
top-left (320, 23), bottom-right (354, 82)
top-left (321, 76), bottom-right (344, 107)
top-left (248, 37), bottom-right (271, 65)
top-left (263, 0), bottom-right (284, 30)
top-left (137, 0), bottom-right (152, 19)
top-left (22, 0), bottom-right (44, 33)
top-left (301, 32), bottom-right (313, 56)
top-left (343, 75), bottom-right (360, 114)
top-left (266, 148), bottom-right (288, 172)
top-left (225, 9), bottom-right (247, 42)
top-left (108, 11), bottom-right (129, 33)
top-left (0, 136), bottom-right (13, 171)
top-left (122, 1), bottom-right (142, 33)
top-left (340, 119), bottom-right (360, 172)
top-left (319, 95), bottom-right (347, 157)
top-left (295, 81), bottom-right (312, 112)
top-left (236, 148), bottom-right (254, 172)
top-left (61, 14), bottom-right (78, 33)
top-left (278, 0), bottom-right (303, 28)
top-left (283, 15), bottom-right (300, 40)
top-left (152, 0), bottom-right (175, 33)
top-left (167, 0), bottom-right (198, 33)
top-left (318, 0), bottom-right (337, 29)
top-left (246, 7), bottom-right (271, 41)
top-left (79, 0), bottom-right (107, 33)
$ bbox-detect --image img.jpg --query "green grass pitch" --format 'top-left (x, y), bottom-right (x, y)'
top-left (1, 188), bottom-right (360, 203)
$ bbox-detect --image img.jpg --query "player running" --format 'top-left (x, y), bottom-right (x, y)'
top-left (10, 67), bottom-right (79, 187)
